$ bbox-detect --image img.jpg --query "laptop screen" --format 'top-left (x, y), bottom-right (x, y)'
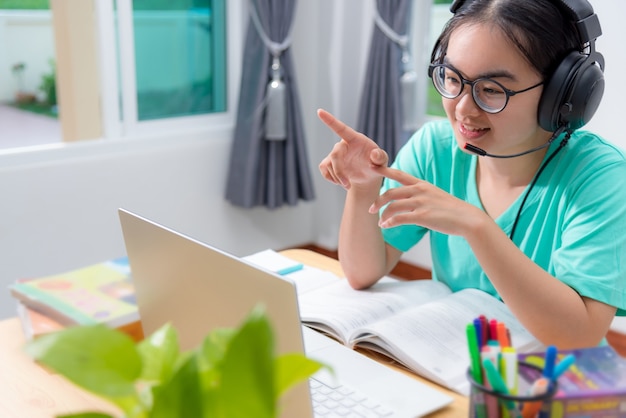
top-left (118, 208), bottom-right (313, 417)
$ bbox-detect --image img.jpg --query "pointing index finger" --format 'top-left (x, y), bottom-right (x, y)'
top-left (317, 108), bottom-right (367, 143)
top-left (376, 166), bottom-right (419, 186)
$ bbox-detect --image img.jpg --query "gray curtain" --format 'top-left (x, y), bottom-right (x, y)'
top-left (225, 0), bottom-right (315, 209)
top-left (357, 0), bottom-right (413, 160)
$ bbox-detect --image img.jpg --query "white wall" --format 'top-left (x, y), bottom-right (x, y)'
top-left (581, 1), bottom-right (626, 147)
top-left (0, 0), bottom-right (372, 319)
top-left (0, 11), bottom-right (55, 102)
top-left (0, 133), bottom-right (321, 318)
top-left (0, 1), bottom-right (624, 320)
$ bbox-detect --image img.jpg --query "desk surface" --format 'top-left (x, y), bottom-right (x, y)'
top-left (0, 249), bottom-right (467, 418)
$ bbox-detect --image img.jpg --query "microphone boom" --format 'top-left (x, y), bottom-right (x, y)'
top-left (464, 126), bottom-right (567, 158)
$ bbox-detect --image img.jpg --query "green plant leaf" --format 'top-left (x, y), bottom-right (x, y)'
top-left (217, 306), bottom-right (276, 418)
top-left (137, 322), bottom-right (180, 383)
top-left (149, 352), bottom-right (205, 418)
top-left (275, 354), bottom-right (326, 398)
top-left (25, 307), bottom-right (324, 418)
top-left (199, 327), bottom-right (236, 366)
top-left (26, 325), bottom-right (141, 398)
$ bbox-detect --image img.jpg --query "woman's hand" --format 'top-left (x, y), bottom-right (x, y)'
top-left (370, 166), bottom-right (488, 237)
top-left (317, 109), bottom-right (389, 189)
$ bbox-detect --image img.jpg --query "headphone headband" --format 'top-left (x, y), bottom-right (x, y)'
top-left (450, 0), bottom-right (601, 43)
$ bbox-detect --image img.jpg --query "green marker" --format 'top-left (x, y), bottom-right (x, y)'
top-left (467, 324), bottom-right (487, 418)
top-left (483, 358), bottom-right (520, 418)
top-left (466, 323), bottom-right (482, 384)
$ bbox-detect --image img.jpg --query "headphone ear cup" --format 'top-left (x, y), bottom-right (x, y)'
top-left (538, 51), bottom-right (605, 131)
top-left (538, 51), bottom-right (584, 132)
top-left (566, 59), bottom-right (604, 130)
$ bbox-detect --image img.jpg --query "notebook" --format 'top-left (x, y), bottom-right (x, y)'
top-left (118, 208), bottom-right (453, 417)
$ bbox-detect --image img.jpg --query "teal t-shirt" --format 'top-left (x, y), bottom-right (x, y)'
top-left (381, 120), bottom-right (626, 315)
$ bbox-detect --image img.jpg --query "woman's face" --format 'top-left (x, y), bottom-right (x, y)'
top-left (442, 23), bottom-right (549, 157)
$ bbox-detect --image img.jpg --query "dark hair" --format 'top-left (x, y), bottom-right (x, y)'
top-left (430, 0), bottom-right (580, 80)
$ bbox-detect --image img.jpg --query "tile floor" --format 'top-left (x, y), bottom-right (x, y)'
top-left (0, 104), bottom-right (61, 150)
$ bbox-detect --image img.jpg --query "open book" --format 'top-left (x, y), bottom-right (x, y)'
top-left (245, 250), bottom-right (545, 395)
top-left (297, 276), bottom-right (544, 394)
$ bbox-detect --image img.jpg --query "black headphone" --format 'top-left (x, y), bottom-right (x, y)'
top-left (449, 0), bottom-right (605, 132)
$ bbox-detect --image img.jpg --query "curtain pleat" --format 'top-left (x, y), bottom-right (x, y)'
top-left (357, 0), bottom-right (413, 160)
top-left (225, 0), bottom-right (315, 209)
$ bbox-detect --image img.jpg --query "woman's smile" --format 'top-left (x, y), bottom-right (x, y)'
top-left (459, 123), bottom-right (489, 141)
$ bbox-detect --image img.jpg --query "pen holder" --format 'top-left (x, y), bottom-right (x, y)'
top-left (468, 361), bottom-right (558, 418)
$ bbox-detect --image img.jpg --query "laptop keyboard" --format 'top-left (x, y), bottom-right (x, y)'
top-left (310, 377), bottom-right (395, 417)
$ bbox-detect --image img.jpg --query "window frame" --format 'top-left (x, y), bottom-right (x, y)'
top-left (0, 0), bottom-right (244, 165)
top-left (98, 0), bottom-right (242, 140)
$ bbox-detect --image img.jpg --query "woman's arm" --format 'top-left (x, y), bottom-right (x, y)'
top-left (317, 109), bottom-right (402, 288)
top-left (338, 183), bottom-right (403, 289)
top-left (466, 217), bottom-right (616, 348)
top-left (372, 165), bottom-right (616, 348)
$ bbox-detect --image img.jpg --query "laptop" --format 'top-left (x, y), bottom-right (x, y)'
top-left (118, 208), bottom-right (453, 417)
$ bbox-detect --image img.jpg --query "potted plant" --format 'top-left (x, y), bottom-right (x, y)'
top-left (12, 62), bottom-right (36, 104)
top-left (26, 305), bottom-right (325, 418)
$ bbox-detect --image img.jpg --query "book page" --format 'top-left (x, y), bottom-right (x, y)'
top-left (350, 288), bottom-right (543, 394)
top-left (243, 249), bottom-right (304, 275)
top-left (243, 249), bottom-right (341, 294)
top-left (298, 278), bottom-right (452, 344)
top-left (286, 266), bottom-right (342, 294)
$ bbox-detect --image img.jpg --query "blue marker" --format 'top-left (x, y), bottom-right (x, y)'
top-left (473, 318), bottom-right (484, 348)
top-left (542, 345), bottom-right (558, 380)
top-left (553, 353), bottom-right (576, 380)
top-left (277, 263), bottom-right (304, 275)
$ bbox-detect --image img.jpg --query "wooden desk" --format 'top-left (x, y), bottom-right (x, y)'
top-left (0, 317), bottom-right (121, 417)
top-left (0, 249), bottom-right (467, 417)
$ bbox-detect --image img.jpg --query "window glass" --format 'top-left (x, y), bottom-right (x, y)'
top-left (427, 0), bottom-right (452, 118)
top-left (131, 0), bottom-right (226, 121)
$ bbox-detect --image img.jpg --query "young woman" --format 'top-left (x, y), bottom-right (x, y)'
top-left (318, 0), bottom-right (626, 349)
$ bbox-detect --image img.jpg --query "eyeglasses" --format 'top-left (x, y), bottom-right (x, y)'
top-left (428, 64), bottom-right (544, 114)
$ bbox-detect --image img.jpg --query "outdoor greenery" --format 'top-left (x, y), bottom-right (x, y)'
top-left (38, 59), bottom-right (56, 106)
top-left (26, 306), bottom-right (325, 418)
top-left (427, 84), bottom-right (446, 117)
top-left (0, 0), bottom-right (48, 9)
top-left (11, 101), bottom-right (56, 118)
top-left (8, 59), bottom-right (57, 118)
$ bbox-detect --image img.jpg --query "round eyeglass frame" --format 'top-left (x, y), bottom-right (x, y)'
top-left (428, 63), bottom-right (544, 114)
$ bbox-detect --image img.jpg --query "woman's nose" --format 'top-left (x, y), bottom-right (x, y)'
top-left (455, 88), bottom-right (481, 117)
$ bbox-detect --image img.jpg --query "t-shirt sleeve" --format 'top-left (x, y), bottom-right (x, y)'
top-left (552, 149), bottom-right (626, 315)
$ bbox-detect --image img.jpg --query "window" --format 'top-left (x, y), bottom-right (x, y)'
top-left (109, 0), bottom-right (231, 137)
top-left (127, 0), bottom-right (226, 121)
top-left (426, 0), bottom-right (452, 118)
top-left (0, 0), bottom-right (60, 150)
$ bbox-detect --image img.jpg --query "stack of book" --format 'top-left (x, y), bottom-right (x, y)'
top-left (9, 257), bottom-right (143, 341)
top-left (8, 249), bottom-right (305, 342)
